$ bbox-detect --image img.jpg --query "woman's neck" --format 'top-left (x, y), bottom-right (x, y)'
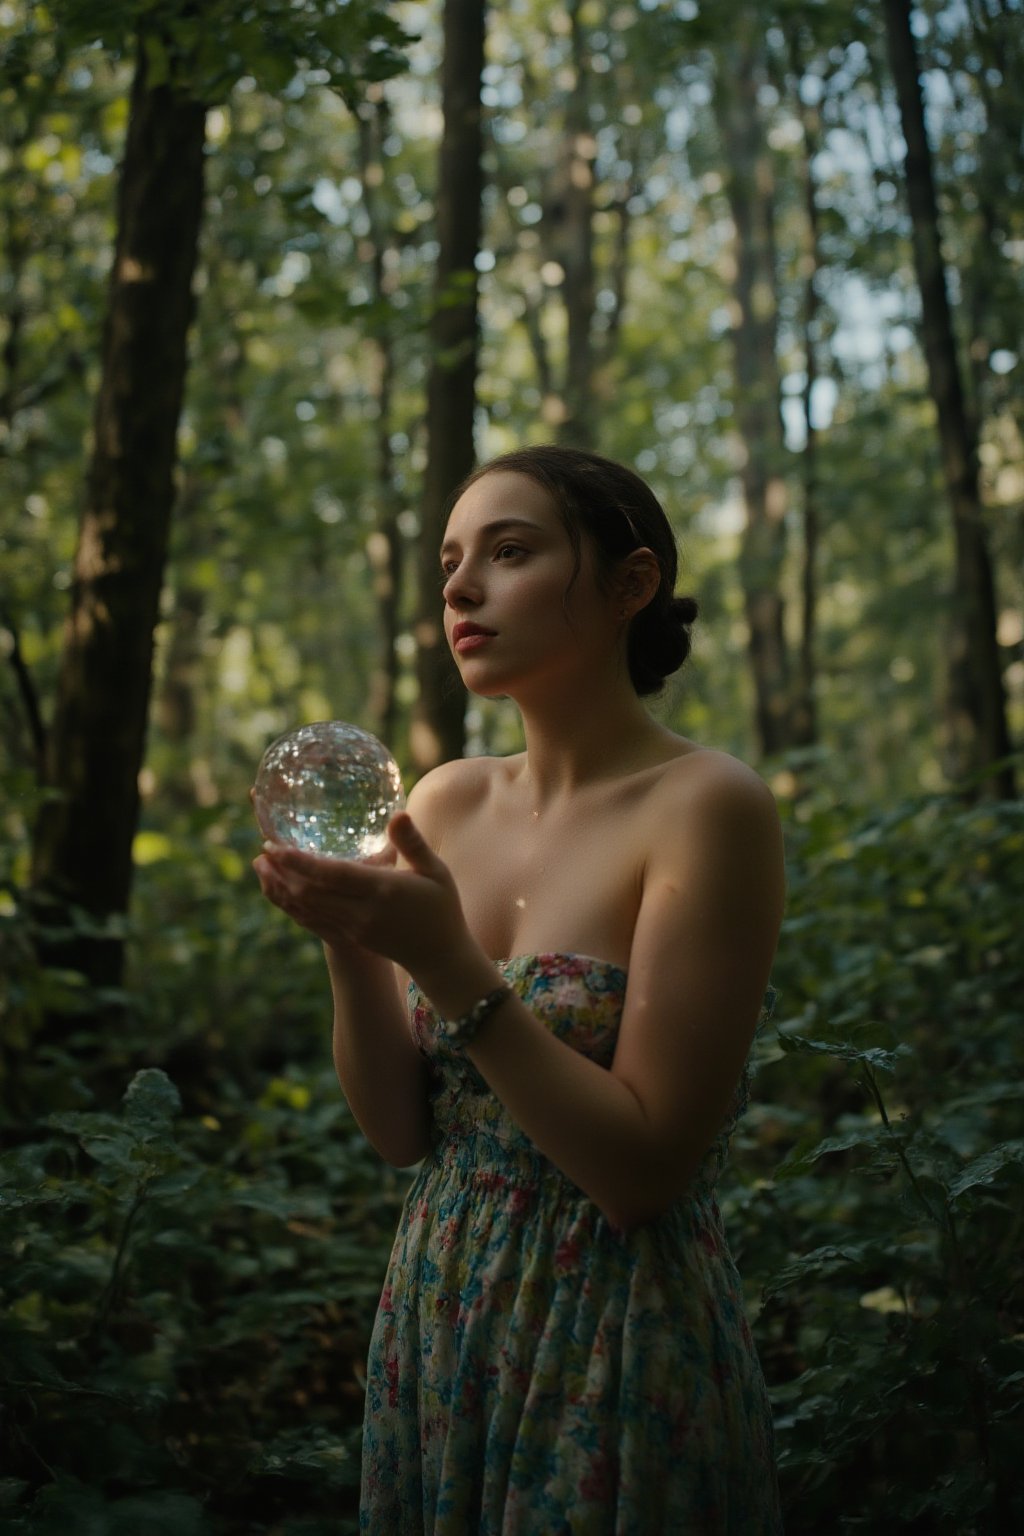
top-left (511, 677), bottom-right (680, 806)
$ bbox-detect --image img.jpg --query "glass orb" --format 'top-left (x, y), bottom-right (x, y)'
top-left (253, 721), bottom-right (405, 859)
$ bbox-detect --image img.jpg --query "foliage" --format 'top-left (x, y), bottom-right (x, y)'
top-left (4, 0), bottom-right (1021, 801)
top-left (2, 935), bottom-right (404, 1534)
top-left (31, 0), bottom-right (414, 104)
top-left (1, 779), bottom-right (408, 1534)
top-left (721, 772), bottom-right (1024, 1533)
top-left (2, 770), bottom-right (1022, 1531)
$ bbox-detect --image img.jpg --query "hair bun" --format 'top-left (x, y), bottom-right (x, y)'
top-left (670, 594), bottom-right (699, 627)
top-left (629, 590), bottom-right (698, 695)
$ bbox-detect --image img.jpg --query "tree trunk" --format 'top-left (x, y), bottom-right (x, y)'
top-left (153, 320), bottom-right (244, 808)
top-left (411, 0), bottom-right (486, 774)
top-left (882, 0), bottom-right (1015, 797)
top-left (357, 92), bottom-right (405, 750)
top-left (30, 37), bottom-right (207, 990)
top-left (715, 29), bottom-right (795, 758)
top-left (790, 49), bottom-right (823, 750)
top-left (366, 351), bottom-right (404, 751)
top-left (556, 0), bottom-right (597, 449)
top-left (155, 550), bottom-right (204, 747)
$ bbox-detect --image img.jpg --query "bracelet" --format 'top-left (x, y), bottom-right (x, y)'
top-left (436, 984), bottom-right (513, 1047)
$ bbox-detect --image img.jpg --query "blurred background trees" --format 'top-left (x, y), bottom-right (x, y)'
top-left (5, 0), bottom-right (1020, 828)
top-left (1, 0), bottom-right (1021, 1531)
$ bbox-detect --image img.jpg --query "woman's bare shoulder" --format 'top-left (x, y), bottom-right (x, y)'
top-left (618, 747), bottom-right (786, 955)
top-left (406, 754), bottom-right (517, 843)
top-left (643, 744), bottom-right (781, 844)
top-left (656, 742), bottom-right (776, 794)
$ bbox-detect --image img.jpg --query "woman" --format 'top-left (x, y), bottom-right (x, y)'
top-left (254, 446), bottom-right (785, 1534)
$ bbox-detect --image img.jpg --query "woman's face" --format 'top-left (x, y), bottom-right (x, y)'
top-left (440, 471), bottom-right (619, 699)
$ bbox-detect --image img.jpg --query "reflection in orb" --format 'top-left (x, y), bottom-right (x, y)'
top-left (253, 721), bottom-right (405, 859)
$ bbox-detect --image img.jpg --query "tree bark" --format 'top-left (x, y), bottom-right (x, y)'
top-left (30, 37), bottom-right (207, 988)
top-left (790, 50), bottom-right (824, 750)
top-left (882, 0), bottom-right (1015, 797)
top-left (411, 0), bottom-right (486, 774)
top-left (357, 92), bottom-right (405, 749)
top-left (556, 0), bottom-right (597, 449)
top-left (715, 29), bottom-right (795, 758)
top-left (153, 314), bottom-right (244, 808)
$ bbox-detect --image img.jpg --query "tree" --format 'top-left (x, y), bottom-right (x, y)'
top-left (882, 0), bottom-right (1015, 797)
top-left (356, 87), bottom-right (407, 747)
top-left (412, 0), bottom-right (488, 773)
top-left (26, 0), bottom-right (412, 997)
top-left (784, 27), bottom-right (827, 751)
top-left (30, 30), bottom-right (207, 992)
top-left (714, 20), bottom-right (796, 758)
top-left (546, 0), bottom-right (598, 449)
top-left (485, 1), bottom-right (672, 455)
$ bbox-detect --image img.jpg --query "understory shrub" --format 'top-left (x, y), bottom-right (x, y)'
top-left (2, 779), bottom-right (1022, 1532)
top-left (722, 785), bottom-right (1024, 1534)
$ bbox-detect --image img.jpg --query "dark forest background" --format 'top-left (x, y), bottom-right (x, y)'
top-left (1, 0), bottom-right (1022, 1531)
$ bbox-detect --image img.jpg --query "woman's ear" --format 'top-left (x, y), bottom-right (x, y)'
top-left (616, 547), bottom-right (661, 617)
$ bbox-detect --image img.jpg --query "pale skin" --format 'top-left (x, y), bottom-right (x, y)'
top-left (253, 470), bottom-right (785, 1232)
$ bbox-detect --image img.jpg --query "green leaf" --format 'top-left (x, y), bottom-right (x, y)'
top-left (46, 1111), bottom-right (140, 1173)
top-left (777, 1027), bottom-right (911, 1073)
top-left (147, 1165), bottom-right (206, 1198)
top-left (254, 1424), bottom-right (359, 1488)
top-left (774, 1122), bottom-right (892, 1178)
top-left (762, 1243), bottom-right (875, 1302)
top-left (946, 1140), bottom-right (1024, 1202)
top-left (122, 1068), bottom-right (181, 1135)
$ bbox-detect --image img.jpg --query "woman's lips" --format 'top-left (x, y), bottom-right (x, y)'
top-left (452, 622), bottom-right (496, 655)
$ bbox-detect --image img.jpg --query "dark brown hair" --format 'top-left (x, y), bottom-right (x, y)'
top-left (449, 445), bottom-right (698, 696)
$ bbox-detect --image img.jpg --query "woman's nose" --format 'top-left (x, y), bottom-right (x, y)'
top-left (443, 565), bottom-right (482, 608)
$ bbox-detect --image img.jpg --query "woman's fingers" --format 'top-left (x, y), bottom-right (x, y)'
top-left (252, 814), bottom-right (462, 966)
top-left (387, 812), bottom-right (445, 878)
top-left (255, 845), bottom-right (376, 914)
top-left (259, 841), bottom-right (382, 882)
top-left (252, 858), bottom-right (295, 918)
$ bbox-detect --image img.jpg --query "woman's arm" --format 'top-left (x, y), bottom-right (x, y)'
top-left (409, 755), bottom-right (784, 1230)
top-left (256, 754), bottom-right (783, 1228)
top-left (321, 943), bottom-right (432, 1167)
top-left (252, 761), bottom-right (489, 1166)
top-left (254, 856), bottom-right (433, 1170)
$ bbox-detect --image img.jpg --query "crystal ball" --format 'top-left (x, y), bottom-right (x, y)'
top-left (253, 721), bottom-right (405, 859)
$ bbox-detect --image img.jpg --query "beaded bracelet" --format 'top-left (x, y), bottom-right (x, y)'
top-left (436, 984), bottom-right (513, 1047)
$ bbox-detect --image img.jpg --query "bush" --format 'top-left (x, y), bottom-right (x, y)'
top-left (1, 1053), bottom-right (408, 1535)
top-left (2, 781), bottom-right (1022, 1532)
top-left (0, 801), bottom-right (409, 1535)
top-left (722, 786), bottom-right (1024, 1534)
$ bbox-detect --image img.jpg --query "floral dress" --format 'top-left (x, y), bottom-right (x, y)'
top-left (359, 953), bottom-right (782, 1535)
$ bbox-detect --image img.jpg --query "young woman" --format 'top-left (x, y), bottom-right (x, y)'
top-left (253, 446), bottom-right (785, 1534)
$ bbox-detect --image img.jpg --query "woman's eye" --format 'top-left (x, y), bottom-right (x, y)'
top-left (495, 544), bottom-right (524, 561)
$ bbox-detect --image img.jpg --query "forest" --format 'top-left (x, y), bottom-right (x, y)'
top-left (1, 0), bottom-right (1022, 1531)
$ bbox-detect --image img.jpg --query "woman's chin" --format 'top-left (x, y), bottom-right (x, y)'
top-left (465, 679), bottom-right (513, 700)
top-left (454, 657), bottom-right (513, 698)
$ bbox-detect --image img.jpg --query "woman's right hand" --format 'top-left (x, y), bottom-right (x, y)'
top-left (251, 838), bottom-right (393, 958)
top-left (251, 812), bottom-right (477, 999)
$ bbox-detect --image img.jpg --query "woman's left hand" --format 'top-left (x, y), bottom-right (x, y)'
top-left (252, 811), bottom-right (472, 981)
